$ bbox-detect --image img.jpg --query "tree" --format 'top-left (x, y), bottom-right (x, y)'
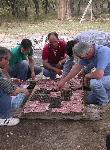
top-left (33, 0), bottom-right (40, 15)
top-left (42, 0), bottom-right (49, 14)
top-left (107, 0), bottom-right (110, 13)
top-left (57, 0), bottom-right (72, 20)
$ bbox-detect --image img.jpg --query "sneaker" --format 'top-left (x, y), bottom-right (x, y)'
top-left (0, 118), bottom-right (20, 126)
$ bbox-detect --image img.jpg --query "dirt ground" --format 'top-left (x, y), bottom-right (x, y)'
top-left (0, 116), bottom-right (110, 150)
top-left (0, 33), bottom-right (110, 150)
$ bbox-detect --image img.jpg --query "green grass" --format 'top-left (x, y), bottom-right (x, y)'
top-left (0, 18), bottom-right (110, 35)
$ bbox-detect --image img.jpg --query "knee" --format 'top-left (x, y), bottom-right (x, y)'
top-left (43, 69), bottom-right (50, 77)
top-left (34, 66), bottom-right (42, 75)
top-left (19, 60), bottom-right (28, 70)
top-left (90, 79), bottom-right (101, 90)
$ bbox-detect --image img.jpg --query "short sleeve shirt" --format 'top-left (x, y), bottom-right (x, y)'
top-left (79, 45), bottom-right (110, 76)
top-left (42, 40), bottom-right (67, 64)
top-left (74, 30), bottom-right (110, 47)
top-left (0, 68), bottom-right (17, 94)
top-left (9, 45), bottom-right (33, 66)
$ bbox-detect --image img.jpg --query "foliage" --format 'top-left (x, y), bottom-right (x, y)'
top-left (0, 0), bottom-right (110, 21)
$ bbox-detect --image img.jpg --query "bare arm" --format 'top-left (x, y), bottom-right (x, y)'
top-left (28, 56), bottom-right (35, 73)
top-left (58, 64), bottom-right (83, 89)
top-left (59, 57), bottom-right (67, 65)
top-left (43, 59), bottom-right (56, 71)
top-left (84, 70), bottom-right (104, 86)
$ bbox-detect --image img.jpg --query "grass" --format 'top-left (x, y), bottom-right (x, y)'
top-left (0, 17), bottom-right (110, 35)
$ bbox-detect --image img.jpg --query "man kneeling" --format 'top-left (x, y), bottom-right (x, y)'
top-left (0, 47), bottom-right (29, 126)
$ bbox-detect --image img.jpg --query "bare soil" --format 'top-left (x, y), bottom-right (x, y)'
top-left (0, 116), bottom-right (109, 150)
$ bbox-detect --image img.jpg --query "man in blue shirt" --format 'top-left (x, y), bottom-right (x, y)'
top-left (58, 42), bottom-right (110, 105)
top-left (63, 30), bottom-right (110, 77)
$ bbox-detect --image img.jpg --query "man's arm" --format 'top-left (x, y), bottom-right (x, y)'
top-left (28, 56), bottom-right (36, 79)
top-left (58, 63), bottom-right (83, 89)
top-left (43, 59), bottom-right (56, 71)
top-left (84, 70), bottom-right (104, 86)
top-left (43, 59), bottom-right (62, 75)
top-left (0, 78), bottom-right (28, 95)
top-left (84, 63), bottom-right (95, 74)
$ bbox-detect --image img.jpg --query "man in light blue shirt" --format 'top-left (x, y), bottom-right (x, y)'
top-left (63, 30), bottom-right (110, 76)
top-left (58, 42), bottom-right (110, 106)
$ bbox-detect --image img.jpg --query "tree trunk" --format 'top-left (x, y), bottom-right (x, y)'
top-left (25, 6), bottom-right (28, 18)
top-left (57, 0), bottom-right (72, 20)
top-left (107, 0), bottom-right (110, 13)
top-left (5, 0), bottom-right (16, 16)
top-left (33, 0), bottom-right (39, 15)
top-left (70, 0), bottom-right (74, 17)
top-left (44, 0), bottom-right (49, 14)
top-left (77, 0), bottom-right (81, 16)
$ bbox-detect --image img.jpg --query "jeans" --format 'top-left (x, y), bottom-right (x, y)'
top-left (63, 57), bottom-right (74, 76)
top-left (0, 90), bottom-right (11, 119)
top-left (10, 60), bottom-right (42, 81)
top-left (88, 75), bottom-right (110, 105)
top-left (43, 64), bottom-right (57, 80)
top-left (0, 90), bottom-right (27, 119)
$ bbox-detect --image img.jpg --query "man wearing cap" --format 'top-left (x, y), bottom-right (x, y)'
top-left (9, 39), bottom-right (42, 81)
top-left (58, 42), bottom-right (110, 106)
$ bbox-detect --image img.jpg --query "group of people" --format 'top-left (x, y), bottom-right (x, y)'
top-left (1, 29), bottom-right (110, 148)
top-left (0, 30), bottom-right (110, 121)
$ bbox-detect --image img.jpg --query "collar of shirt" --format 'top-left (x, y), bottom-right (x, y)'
top-left (48, 42), bottom-right (61, 51)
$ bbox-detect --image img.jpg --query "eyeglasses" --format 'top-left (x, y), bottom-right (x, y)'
top-left (2, 57), bottom-right (9, 61)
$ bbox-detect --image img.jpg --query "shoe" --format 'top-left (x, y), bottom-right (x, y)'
top-left (0, 118), bottom-right (20, 126)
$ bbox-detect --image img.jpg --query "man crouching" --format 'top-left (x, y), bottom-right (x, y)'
top-left (0, 46), bottom-right (29, 126)
top-left (58, 42), bottom-right (110, 106)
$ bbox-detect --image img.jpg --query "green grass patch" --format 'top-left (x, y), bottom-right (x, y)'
top-left (0, 18), bottom-right (110, 35)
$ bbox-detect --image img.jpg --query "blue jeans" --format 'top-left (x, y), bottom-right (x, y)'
top-left (0, 90), bottom-right (11, 119)
top-left (63, 57), bottom-right (74, 76)
top-left (43, 64), bottom-right (57, 80)
top-left (88, 75), bottom-right (110, 105)
top-left (10, 60), bottom-right (42, 81)
top-left (0, 90), bottom-right (27, 119)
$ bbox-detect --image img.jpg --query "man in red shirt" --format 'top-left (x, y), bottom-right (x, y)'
top-left (42, 32), bottom-right (67, 79)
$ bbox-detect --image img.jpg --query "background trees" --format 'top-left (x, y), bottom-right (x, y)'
top-left (0, 0), bottom-right (110, 21)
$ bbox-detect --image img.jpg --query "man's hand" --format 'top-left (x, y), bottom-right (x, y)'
top-left (57, 80), bottom-right (65, 90)
top-left (31, 72), bottom-right (36, 80)
top-left (56, 61), bottom-right (62, 69)
top-left (24, 89), bottom-right (30, 97)
top-left (77, 69), bottom-right (86, 79)
top-left (54, 68), bottom-right (62, 75)
top-left (84, 73), bottom-right (91, 86)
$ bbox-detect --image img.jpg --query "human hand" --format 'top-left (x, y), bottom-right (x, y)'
top-left (84, 74), bottom-right (90, 86)
top-left (24, 89), bottom-right (30, 97)
top-left (57, 80), bottom-right (65, 90)
top-left (31, 72), bottom-right (36, 80)
top-left (54, 68), bottom-right (62, 75)
top-left (11, 78), bottom-right (21, 84)
top-left (77, 69), bottom-right (86, 79)
top-left (56, 61), bottom-right (62, 69)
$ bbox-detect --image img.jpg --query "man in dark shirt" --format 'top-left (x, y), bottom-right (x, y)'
top-left (42, 32), bottom-right (67, 79)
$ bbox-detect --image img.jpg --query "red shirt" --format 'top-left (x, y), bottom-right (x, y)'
top-left (42, 40), bottom-right (67, 64)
